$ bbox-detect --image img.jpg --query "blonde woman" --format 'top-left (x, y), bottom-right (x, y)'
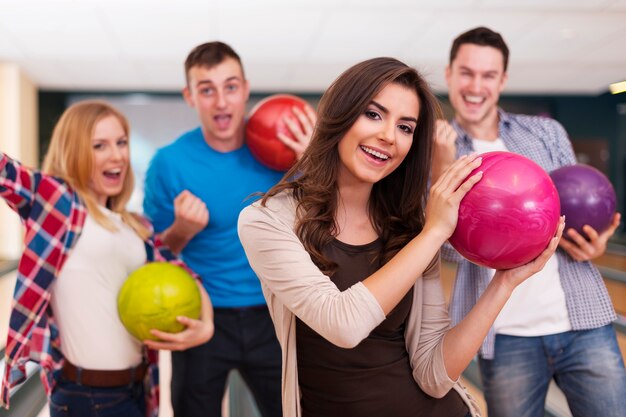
top-left (0, 100), bottom-right (214, 417)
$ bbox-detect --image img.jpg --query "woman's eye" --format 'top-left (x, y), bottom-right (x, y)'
top-left (399, 124), bottom-right (414, 134)
top-left (365, 110), bottom-right (380, 120)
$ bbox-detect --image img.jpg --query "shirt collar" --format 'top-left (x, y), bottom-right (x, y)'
top-left (498, 108), bottom-right (512, 129)
top-left (451, 107), bottom-right (511, 144)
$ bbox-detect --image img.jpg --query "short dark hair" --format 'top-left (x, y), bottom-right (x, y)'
top-left (184, 41), bottom-right (244, 85)
top-left (450, 27), bottom-right (509, 71)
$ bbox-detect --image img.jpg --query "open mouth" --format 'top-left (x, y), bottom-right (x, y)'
top-left (103, 168), bottom-right (122, 180)
top-left (214, 114), bottom-right (232, 130)
top-left (360, 145), bottom-right (390, 161)
top-left (463, 94), bottom-right (485, 105)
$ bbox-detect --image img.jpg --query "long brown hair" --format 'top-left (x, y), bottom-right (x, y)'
top-left (42, 100), bottom-right (150, 240)
top-left (263, 57), bottom-right (442, 273)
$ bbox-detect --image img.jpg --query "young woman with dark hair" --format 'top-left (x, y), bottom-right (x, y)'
top-left (239, 57), bottom-right (563, 417)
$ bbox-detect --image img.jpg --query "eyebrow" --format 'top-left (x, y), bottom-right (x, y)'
top-left (459, 65), bottom-right (500, 76)
top-left (196, 76), bottom-right (241, 87)
top-left (92, 135), bottom-right (127, 142)
top-left (371, 100), bottom-right (418, 124)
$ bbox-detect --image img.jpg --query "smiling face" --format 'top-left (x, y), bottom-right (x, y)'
top-left (89, 114), bottom-right (129, 206)
top-left (183, 57), bottom-right (250, 152)
top-left (446, 43), bottom-right (508, 131)
top-left (337, 82), bottom-right (419, 189)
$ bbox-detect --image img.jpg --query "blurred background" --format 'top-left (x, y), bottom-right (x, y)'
top-left (0, 1), bottom-right (625, 416)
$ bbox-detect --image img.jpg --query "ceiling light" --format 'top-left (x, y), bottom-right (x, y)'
top-left (609, 81), bottom-right (626, 95)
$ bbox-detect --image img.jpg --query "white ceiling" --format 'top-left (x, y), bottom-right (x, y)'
top-left (0, 0), bottom-right (625, 95)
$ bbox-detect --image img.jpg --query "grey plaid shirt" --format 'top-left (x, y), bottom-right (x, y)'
top-left (445, 109), bottom-right (617, 359)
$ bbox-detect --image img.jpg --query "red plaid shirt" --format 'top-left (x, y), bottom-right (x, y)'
top-left (0, 152), bottom-right (188, 417)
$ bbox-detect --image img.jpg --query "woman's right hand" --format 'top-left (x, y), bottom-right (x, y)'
top-left (423, 153), bottom-right (483, 240)
top-left (143, 282), bottom-right (214, 351)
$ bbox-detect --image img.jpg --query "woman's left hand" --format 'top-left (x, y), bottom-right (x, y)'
top-left (492, 216), bottom-right (565, 292)
top-left (143, 316), bottom-right (214, 351)
top-left (143, 282), bottom-right (215, 351)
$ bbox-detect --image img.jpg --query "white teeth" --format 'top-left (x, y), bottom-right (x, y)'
top-left (361, 146), bottom-right (389, 160)
top-left (464, 95), bottom-right (483, 104)
top-left (105, 168), bottom-right (121, 175)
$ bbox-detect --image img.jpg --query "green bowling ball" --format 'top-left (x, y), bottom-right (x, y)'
top-left (117, 262), bottom-right (201, 341)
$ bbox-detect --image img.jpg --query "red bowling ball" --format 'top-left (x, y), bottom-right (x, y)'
top-left (448, 151), bottom-right (561, 270)
top-left (246, 94), bottom-right (309, 171)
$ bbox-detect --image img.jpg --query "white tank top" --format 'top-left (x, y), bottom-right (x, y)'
top-left (472, 137), bottom-right (571, 336)
top-left (50, 208), bottom-right (147, 369)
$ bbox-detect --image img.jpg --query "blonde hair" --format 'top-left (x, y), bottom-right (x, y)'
top-left (42, 100), bottom-right (150, 240)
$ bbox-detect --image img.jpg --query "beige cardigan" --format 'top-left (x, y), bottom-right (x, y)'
top-left (238, 192), bottom-right (481, 417)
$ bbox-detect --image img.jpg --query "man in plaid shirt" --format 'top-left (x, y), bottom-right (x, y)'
top-left (433, 27), bottom-right (626, 417)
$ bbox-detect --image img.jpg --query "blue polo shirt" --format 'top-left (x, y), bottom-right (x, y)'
top-left (144, 127), bottom-right (283, 307)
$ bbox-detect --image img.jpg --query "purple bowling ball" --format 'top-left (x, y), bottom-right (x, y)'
top-left (549, 164), bottom-right (616, 236)
top-left (449, 151), bottom-right (561, 270)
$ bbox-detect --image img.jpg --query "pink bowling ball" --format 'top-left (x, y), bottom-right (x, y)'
top-left (448, 151), bottom-right (561, 270)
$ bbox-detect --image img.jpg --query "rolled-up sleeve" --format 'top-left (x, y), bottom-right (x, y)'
top-left (0, 152), bottom-right (40, 220)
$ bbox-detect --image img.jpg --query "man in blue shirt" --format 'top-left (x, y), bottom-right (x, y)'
top-left (433, 27), bottom-right (626, 417)
top-left (144, 42), bottom-right (316, 417)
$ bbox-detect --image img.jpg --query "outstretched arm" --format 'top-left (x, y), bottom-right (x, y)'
top-left (0, 152), bottom-right (41, 220)
top-left (442, 218), bottom-right (565, 379)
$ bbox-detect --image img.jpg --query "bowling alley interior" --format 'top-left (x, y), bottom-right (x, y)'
top-left (1, 1), bottom-right (626, 417)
